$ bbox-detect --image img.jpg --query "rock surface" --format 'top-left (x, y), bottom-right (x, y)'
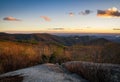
top-left (0, 63), bottom-right (88, 82)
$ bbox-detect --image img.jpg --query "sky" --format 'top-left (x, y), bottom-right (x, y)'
top-left (0, 0), bottom-right (120, 33)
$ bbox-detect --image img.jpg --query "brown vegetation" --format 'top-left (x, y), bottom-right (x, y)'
top-left (0, 75), bottom-right (23, 82)
top-left (69, 42), bottom-right (120, 64)
top-left (0, 41), bottom-right (71, 74)
top-left (63, 61), bottom-right (120, 82)
top-left (0, 40), bottom-right (119, 74)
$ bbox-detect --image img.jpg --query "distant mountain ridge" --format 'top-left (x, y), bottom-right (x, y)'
top-left (0, 32), bottom-right (118, 46)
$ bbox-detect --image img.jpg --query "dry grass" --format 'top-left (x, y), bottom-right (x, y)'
top-left (0, 41), bottom-right (41, 74)
top-left (69, 43), bottom-right (120, 64)
top-left (0, 75), bottom-right (23, 82)
top-left (63, 61), bottom-right (120, 82)
top-left (0, 41), bottom-right (71, 74)
top-left (0, 40), bottom-right (119, 76)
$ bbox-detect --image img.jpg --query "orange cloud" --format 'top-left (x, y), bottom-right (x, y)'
top-left (97, 7), bottom-right (120, 18)
top-left (69, 12), bottom-right (75, 16)
top-left (113, 28), bottom-right (120, 30)
top-left (52, 28), bottom-right (64, 30)
top-left (40, 16), bottom-right (51, 22)
top-left (3, 16), bottom-right (21, 21)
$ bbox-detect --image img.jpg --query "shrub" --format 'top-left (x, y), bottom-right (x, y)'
top-left (49, 52), bottom-right (57, 63)
top-left (63, 61), bottom-right (120, 82)
top-left (41, 54), bottom-right (50, 63)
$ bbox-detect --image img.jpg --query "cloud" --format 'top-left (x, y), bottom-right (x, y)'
top-left (69, 12), bottom-right (75, 16)
top-left (97, 7), bottom-right (120, 18)
top-left (40, 16), bottom-right (51, 22)
top-left (113, 28), bottom-right (120, 30)
top-left (3, 16), bottom-right (21, 21)
top-left (52, 28), bottom-right (64, 30)
top-left (48, 28), bottom-right (64, 30)
top-left (79, 10), bottom-right (93, 15)
top-left (75, 29), bottom-right (83, 30)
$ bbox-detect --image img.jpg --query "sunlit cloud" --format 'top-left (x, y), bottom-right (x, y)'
top-left (3, 16), bottom-right (21, 21)
top-left (40, 16), bottom-right (51, 22)
top-left (69, 12), bottom-right (75, 16)
top-left (48, 28), bottom-right (64, 30)
top-left (52, 28), bottom-right (64, 30)
top-left (79, 10), bottom-right (93, 15)
top-left (113, 28), bottom-right (120, 30)
top-left (97, 7), bottom-right (120, 18)
top-left (75, 29), bottom-right (83, 30)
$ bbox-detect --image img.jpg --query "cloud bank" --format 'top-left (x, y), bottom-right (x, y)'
top-left (97, 7), bottom-right (120, 18)
top-left (40, 16), bottom-right (51, 22)
top-left (3, 16), bottom-right (21, 21)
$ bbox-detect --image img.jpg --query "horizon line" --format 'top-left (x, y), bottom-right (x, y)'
top-left (0, 31), bottom-right (119, 35)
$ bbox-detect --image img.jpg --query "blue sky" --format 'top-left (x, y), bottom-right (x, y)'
top-left (0, 0), bottom-right (120, 33)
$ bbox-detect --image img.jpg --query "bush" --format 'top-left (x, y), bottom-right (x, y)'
top-left (63, 61), bottom-right (120, 82)
top-left (41, 54), bottom-right (50, 63)
top-left (49, 52), bottom-right (57, 63)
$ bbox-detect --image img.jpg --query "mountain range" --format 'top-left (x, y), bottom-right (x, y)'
top-left (1, 32), bottom-right (119, 46)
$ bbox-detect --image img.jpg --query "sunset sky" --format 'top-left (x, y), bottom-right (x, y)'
top-left (0, 0), bottom-right (120, 33)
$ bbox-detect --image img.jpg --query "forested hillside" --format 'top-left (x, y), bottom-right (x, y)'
top-left (0, 33), bottom-right (120, 74)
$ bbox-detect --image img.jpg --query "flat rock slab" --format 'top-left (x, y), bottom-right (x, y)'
top-left (0, 63), bottom-right (88, 82)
